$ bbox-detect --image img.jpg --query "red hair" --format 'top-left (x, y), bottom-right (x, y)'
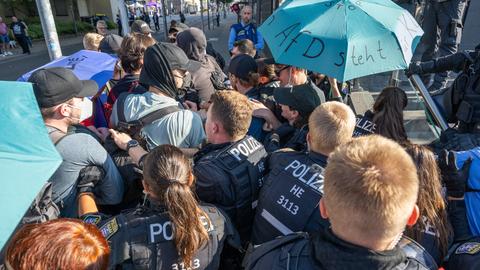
top-left (6, 218), bottom-right (110, 270)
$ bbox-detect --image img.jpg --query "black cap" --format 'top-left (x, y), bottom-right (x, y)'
top-left (28, 67), bottom-right (98, 108)
top-left (274, 84), bottom-right (321, 117)
top-left (228, 54), bottom-right (258, 81)
top-left (131, 20), bottom-right (153, 34)
top-left (264, 58), bottom-right (278, 65)
top-left (99, 34), bottom-right (123, 54)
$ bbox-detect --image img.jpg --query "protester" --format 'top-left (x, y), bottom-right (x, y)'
top-left (180, 12), bottom-right (186, 23)
top-left (110, 43), bottom-right (205, 150)
top-left (82, 32), bottom-right (103, 51)
top-left (193, 90), bottom-right (267, 244)
top-left (98, 34), bottom-right (124, 55)
top-left (10, 16), bottom-right (30, 55)
top-left (353, 86), bottom-right (409, 143)
top-left (256, 58), bottom-right (279, 89)
top-left (96, 20), bottom-right (108, 36)
top-left (130, 19), bottom-right (154, 37)
top-left (252, 101), bottom-right (356, 245)
top-left (245, 135), bottom-right (430, 269)
top-left (176, 27), bottom-right (227, 107)
top-left (231, 39), bottom-right (256, 58)
top-left (28, 67), bottom-right (124, 217)
top-left (78, 144), bottom-right (237, 269)
top-left (0, 16), bottom-right (12, 56)
top-left (227, 54), bottom-right (267, 141)
top-left (228, 6), bottom-right (263, 55)
top-left (403, 143), bottom-right (452, 265)
top-left (5, 219), bottom-right (110, 270)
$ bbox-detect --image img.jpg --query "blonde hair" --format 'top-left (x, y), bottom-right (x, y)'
top-left (324, 135), bottom-right (418, 240)
top-left (83, 32), bottom-right (104, 51)
top-left (209, 90), bottom-right (252, 139)
top-left (308, 101), bottom-right (356, 154)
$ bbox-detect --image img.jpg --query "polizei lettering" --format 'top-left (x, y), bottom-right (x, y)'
top-left (229, 137), bottom-right (262, 161)
top-left (284, 160), bottom-right (324, 193)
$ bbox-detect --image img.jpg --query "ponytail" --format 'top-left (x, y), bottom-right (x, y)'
top-left (143, 145), bottom-right (211, 267)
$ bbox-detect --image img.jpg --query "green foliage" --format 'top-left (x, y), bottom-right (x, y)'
top-left (24, 21), bottom-right (95, 40)
top-left (106, 21), bottom-right (117, 29)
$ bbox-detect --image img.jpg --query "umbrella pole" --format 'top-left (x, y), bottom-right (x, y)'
top-left (409, 74), bottom-right (449, 131)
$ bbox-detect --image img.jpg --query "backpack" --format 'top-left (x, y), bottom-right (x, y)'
top-left (21, 182), bottom-right (60, 225)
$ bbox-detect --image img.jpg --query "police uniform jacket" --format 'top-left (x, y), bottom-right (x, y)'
top-left (245, 228), bottom-right (432, 270)
top-left (84, 201), bottom-right (236, 270)
top-left (252, 150), bottom-right (330, 245)
top-left (353, 110), bottom-right (376, 137)
top-left (193, 136), bottom-right (268, 242)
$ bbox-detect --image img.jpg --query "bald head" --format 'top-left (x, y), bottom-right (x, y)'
top-left (241, 6), bottom-right (253, 24)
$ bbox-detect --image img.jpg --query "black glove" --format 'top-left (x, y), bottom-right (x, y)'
top-left (405, 61), bottom-right (423, 77)
top-left (77, 165), bottom-right (106, 194)
top-left (438, 150), bottom-right (472, 198)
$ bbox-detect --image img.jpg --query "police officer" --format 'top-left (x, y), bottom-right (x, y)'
top-left (193, 90), bottom-right (267, 244)
top-left (408, 44), bottom-right (480, 150)
top-left (79, 144), bottom-right (238, 269)
top-left (228, 5), bottom-right (263, 56)
top-left (417, 0), bottom-right (468, 91)
top-left (251, 102), bottom-right (356, 245)
top-left (438, 150), bottom-right (480, 270)
top-left (245, 136), bottom-right (434, 270)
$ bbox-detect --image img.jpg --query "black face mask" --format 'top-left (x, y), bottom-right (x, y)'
top-left (139, 44), bottom-right (179, 99)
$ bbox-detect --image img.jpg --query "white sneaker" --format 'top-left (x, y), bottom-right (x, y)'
top-left (1, 53), bottom-right (6, 57)
top-left (6, 52), bottom-right (13, 55)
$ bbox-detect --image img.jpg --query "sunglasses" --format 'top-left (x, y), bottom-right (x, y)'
top-left (275, 65), bottom-right (290, 76)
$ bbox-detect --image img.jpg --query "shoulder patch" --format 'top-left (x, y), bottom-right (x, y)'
top-left (455, 242), bottom-right (480, 255)
top-left (99, 218), bottom-right (119, 240)
top-left (83, 214), bottom-right (101, 225)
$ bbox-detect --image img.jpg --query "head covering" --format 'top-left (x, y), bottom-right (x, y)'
top-left (131, 20), bottom-right (154, 35)
top-left (274, 83), bottom-right (321, 118)
top-left (140, 43), bottom-right (200, 99)
top-left (29, 67), bottom-right (98, 108)
top-left (228, 54), bottom-right (258, 81)
top-left (176, 27), bottom-right (207, 63)
top-left (99, 34), bottom-right (123, 54)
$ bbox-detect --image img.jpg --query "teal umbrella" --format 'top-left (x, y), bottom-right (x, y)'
top-left (0, 81), bottom-right (62, 249)
top-left (259, 0), bottom-right (424, 82)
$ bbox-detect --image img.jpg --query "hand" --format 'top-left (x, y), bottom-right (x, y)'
top-left (77, 165), bottom-right (105, 194)
top-left (250, 99), bottom-right (271, 118)
top-left (183, 100), bottom-right (198, 111)
top-left (96, 127), bottom-right (111, 142)
top-left (109, 129), bottom-right (132, 151)
top-left (438, 150), bottom-right (472, 198)
top-left (405, 61), bottom-right (423, 77)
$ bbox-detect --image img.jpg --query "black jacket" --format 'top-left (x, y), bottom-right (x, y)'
top-left (246, 229), bottom-right (431, 270)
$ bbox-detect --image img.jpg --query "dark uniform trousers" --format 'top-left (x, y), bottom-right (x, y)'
top-left (193, 136), bottom-right (268, 244)
top-left (84, 203), bottom-right (231, 270)
top-left (420, 0), bottom-right (468, 90)
top-left (245, 229), bottom-right (436, 270)
top-left (252, 150), bottom-right (329, 245)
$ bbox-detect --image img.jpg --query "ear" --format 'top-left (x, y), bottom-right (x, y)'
top-left (406, 204), bottom-right (420, 227)
top-left (291, 109), bottom-right (300, 119)
top-left (306, 132), bottom-right (312, 151)
top-left (58, 103), bottom-right (71, 117)
top-left (213, 121), bottom-right (221, 134)
top-left (320, 198), bottom-right (329, 219)
top-left (187, 172), bottom-right (195, 187)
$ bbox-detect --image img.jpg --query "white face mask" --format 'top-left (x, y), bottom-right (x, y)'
top-left (68, 98), bottom-right (93, 122)
top-left (78, 98), bottom-right (93, 122)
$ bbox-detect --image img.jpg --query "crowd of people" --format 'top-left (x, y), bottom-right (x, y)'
top-left (1, 2), bottom-right (480, 270)
top-left (0, 15), bottom-right (31, 56)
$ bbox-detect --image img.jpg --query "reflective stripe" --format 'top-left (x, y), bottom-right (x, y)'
top-left (261, 209), bottom-right (293, 235)
top-left (252, 200), bottom-right (258, 209)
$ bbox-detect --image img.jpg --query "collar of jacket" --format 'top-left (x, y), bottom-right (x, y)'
top-left (311, 228), bottom-right (408, 269)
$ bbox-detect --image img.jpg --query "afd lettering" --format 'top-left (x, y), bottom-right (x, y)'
top-left (229, 137), bottom-right (262, 161)
top-left (284, 160), bottom-right (324, 193)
